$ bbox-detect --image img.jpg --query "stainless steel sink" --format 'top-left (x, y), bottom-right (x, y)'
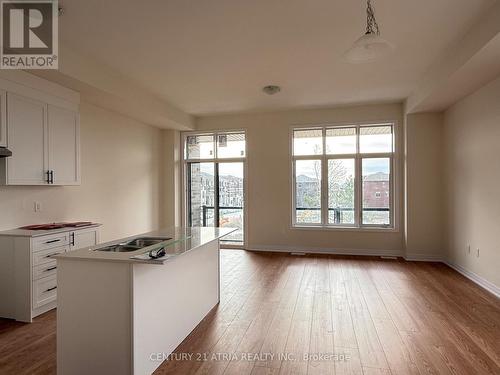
top-left (94, 237), bottom-right (172, 252)
top-left (125, 237), bottom-right (171, 247)
top-left (95, 244), bottom-right (141, 252)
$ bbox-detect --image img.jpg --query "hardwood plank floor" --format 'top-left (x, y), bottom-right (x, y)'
top-left (0, 250), bottom-right (499, 375)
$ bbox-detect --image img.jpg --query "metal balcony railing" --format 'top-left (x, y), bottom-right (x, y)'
top-left (201, 205), bottom-right (243, 227)
top-left (198, 205), bottom-right (388, 227)
top-left (296, 207), bottom-right (389, 224)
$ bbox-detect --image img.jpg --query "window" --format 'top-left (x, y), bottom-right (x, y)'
top-left (292, 123), bottom-right (395, 229)
top-left (295, 159), bottom-right (322, 224)
top-left (184, 131), bottom-right (246, 246)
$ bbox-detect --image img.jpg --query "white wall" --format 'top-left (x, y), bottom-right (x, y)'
top-left (443, 74), bottom-right (500, 288)
top-left (0, 102), bottom-right (163, 242)
top-left (404, 113), bottom-right (444, 260)
top-left (162, 130), bottom-right (182, 227)
top-left (196, 103), bottom-right (405, 255)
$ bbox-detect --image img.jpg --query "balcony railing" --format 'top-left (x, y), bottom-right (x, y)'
top-left (199, 206), bottom-right (388, 225)
top-left (296, 207), bottom-right (389, 224)
top-left (201, 205), bottom-right (243, 226)
top-left (199, 205), bottom-right (244, 243)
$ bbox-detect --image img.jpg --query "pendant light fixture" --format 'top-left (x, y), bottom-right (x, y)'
top-left (344, 0), bottom-right (394, 63)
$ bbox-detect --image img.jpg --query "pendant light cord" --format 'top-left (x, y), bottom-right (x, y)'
top-left (365, 0), bottom-right (380, 35)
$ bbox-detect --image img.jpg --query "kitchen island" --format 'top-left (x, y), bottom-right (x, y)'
top-left (54, 226), bottom-right (236, 375)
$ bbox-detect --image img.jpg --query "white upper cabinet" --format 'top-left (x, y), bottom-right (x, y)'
top-left (0, 72), bottom-right (80, 186)
top-left (48, 105), bottom-right (80, 185)
top-left (5, 93), bottom-right (48, 185)
top-left (0, 90), bottom-right (6, 147)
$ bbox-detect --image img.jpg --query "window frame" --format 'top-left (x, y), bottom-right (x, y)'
top-left (290, 121), bottom-right (398, 231)
top-left (181, 129), bottom-right (248, 248)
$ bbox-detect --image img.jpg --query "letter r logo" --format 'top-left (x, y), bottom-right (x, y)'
top-left (2, 1), bottom-right (53, 54)
top-left (9, 8), bottom-right (47, 48)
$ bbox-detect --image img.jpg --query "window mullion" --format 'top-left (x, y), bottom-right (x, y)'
top-left (214, 162), bottom-right (220, 227)
top-left (292, 160), bottom-right (297, 226)
top-left (187, 162), bottom-right (192, 227)
top-left (321, 157), bottom-right (328, 226)
top-left (321, 128), bottom-right (327, 225)
top-left (358, 152), bottom-right (392, 159)
top-left (214, 132), bottom-right (218, 160)
top-left (390, 155), bottom-right (394, 227)
top-left (356, 125), bottom-right (362, 227)
top-left (354, 156), bottom-right (360, 226)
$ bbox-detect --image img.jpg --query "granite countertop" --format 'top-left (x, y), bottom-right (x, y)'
top-left (0, 223), bottom-right (102, 237)
top-left (54, 226), bottom-right (236, 265)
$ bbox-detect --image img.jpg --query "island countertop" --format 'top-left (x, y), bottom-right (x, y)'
top-left (54, 226), bottom-right (236, 264)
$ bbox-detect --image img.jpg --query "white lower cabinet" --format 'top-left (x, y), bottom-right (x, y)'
top-left (70, 226), bottom-right (99, 250)
top-left (33, 245), bottom-right (68, 268)
top-left (33, 275), bottom-right (58, 310)
top-left (33, 231), bottom-right (69, 253)
top-left (0, 225), bottom-right (100, 322)
top-left (33, 260), bottom-right (58, 280)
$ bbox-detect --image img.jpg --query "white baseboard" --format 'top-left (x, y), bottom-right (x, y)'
top-left (404, 253), bottom-right (443, 262)
top-left (444, 262), bottom-right (500, 299)
top-left (246, 244), bottom-right (403, 258)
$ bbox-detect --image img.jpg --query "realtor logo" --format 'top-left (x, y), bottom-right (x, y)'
top-left (0, 0), bottom-right (58, 69)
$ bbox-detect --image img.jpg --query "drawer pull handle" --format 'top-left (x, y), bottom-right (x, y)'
top-left (45, 266), bottom-right (57, 272)
top-left (45, 239), bottom-right (61, 244)
top-left (46, 286), bottom-right (57, 292)
top-left (45, 252), bottom-right (60, 258)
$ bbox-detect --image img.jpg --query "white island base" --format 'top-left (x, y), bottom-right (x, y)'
top-left (57, 238), bottom-right (220, 375)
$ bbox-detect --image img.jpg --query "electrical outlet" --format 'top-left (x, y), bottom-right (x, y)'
top-left (34, 201), bottom-right (42, 212)
top-left (476, 248), bottom-right (480, 258)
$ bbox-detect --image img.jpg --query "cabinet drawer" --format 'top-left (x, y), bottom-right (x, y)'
top-left (33, 275), bottom-right (57, 309)
top-left (33, 260), bottom-right (57, 280)
top-left (33, 232), bottom-right (70, 252)
top-left (33, 245), bottom-right (68, 266)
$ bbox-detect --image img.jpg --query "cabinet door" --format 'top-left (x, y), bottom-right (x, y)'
top-left (0, 90), bottom-right (6, 147)
top-left (47, 105), bottom-right (80, 185)
top-left (6, 93), bottom-right (48, 185)
top-left (69, 228), bottom-right (99, 251)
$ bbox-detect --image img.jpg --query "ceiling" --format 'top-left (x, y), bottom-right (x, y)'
top-left (58, 0), bottom-right (497, 115)
top-left (414, 33), bottom-right (500, 112)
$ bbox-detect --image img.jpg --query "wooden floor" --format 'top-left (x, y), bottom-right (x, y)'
top-left (0, 250), bottom-right (499, 375)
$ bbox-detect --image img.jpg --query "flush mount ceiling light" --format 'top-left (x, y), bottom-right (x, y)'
top-left (262, 85), bottom-right (281, 95)
top-left (343, 0), bottom-right (394, 63)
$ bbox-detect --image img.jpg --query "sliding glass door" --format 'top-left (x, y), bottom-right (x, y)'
top-left (184, 132), bottom-right (246, 246)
